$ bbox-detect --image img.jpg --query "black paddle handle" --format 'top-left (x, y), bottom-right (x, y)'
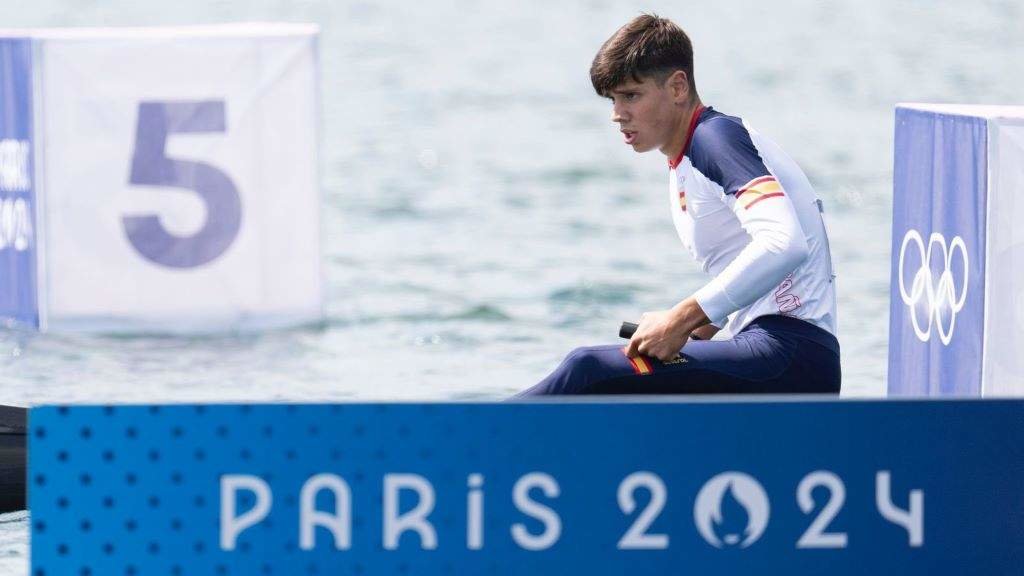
top-left (619, 322), bottom-right (638, 339)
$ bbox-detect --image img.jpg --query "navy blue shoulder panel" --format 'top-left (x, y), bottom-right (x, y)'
top-left (689, 108), bottom-right (772, 195)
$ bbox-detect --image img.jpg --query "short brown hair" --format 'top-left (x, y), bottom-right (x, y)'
top-left (590, 14), bottom-right (696, 97)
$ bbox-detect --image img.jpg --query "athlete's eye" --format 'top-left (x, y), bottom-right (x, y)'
top-left (610, 92), bottom-right (638, 105)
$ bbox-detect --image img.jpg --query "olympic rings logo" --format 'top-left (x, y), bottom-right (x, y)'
top-left (897, 230), bottom-right (969, 345)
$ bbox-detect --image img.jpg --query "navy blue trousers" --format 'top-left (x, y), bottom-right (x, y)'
top-left (517, 315), bottom-right (840, 396)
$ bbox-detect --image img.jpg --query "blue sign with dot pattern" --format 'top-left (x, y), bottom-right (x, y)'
top-left (29, 400), bottom-right (1024, 575)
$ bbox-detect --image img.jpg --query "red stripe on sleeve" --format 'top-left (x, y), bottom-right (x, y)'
top-left (735, 175), bottom-right (777, 198)
top-left (743, 192), bottom-right (785, 209)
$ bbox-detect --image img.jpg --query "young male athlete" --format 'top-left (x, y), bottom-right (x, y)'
top-left (518, 14), bottom-right (839, 395)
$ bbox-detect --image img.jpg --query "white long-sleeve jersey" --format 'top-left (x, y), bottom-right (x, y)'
top-left (669, 106), bottom-right (837, 339)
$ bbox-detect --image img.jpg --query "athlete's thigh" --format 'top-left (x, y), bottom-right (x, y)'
top-left (675, 333), bottom-right (792, 381)
top-left (586, 335), bottom-right (792, 394)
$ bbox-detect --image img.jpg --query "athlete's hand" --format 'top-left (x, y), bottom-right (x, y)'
top-left (625, 309), bottom-right (692, 363)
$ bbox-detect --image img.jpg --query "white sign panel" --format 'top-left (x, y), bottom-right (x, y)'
top-left (982, 117), bottom-right (1024, 396)
top-left (32, 25), bottom-right (322, 331)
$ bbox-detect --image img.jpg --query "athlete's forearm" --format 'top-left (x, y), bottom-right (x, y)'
top-left (668, 296), bottom-right (711, 336)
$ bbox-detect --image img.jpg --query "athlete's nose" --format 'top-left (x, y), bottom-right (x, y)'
top-left (611, 100), bottom-right (627, 124)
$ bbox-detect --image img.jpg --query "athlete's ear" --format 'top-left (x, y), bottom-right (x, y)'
top-left (667, 70), bottom-right (690, 103)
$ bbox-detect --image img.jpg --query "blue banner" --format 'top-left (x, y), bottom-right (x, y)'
top-left (889, 107), bottom-right (986, 395)
top-left (0, 38), bottom-right (38, 328)
top-left (29, 401), bottom-right (1024, 575)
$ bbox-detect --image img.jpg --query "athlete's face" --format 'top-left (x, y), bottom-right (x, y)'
top-left (608, 75), bottom-right (687, 155)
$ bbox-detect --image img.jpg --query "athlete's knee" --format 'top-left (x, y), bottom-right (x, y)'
top-left (564, 346), bottom-right (604, 374)
top-left (518, 346), bottom-right (617, 396)
top-left (555, 347), bottom-right (608, 392)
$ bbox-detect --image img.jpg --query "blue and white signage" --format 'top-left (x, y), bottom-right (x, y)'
top-left (889, 104), bottom-right (1024, 396)
top-left (29, 401), bottom-right (1024, 574)
top-left (0, 25), bottom-right (323, 333)
top-left (0, 38), bottom-right (38, 327)
top-left (889, 105), bottom-right (986, 395)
